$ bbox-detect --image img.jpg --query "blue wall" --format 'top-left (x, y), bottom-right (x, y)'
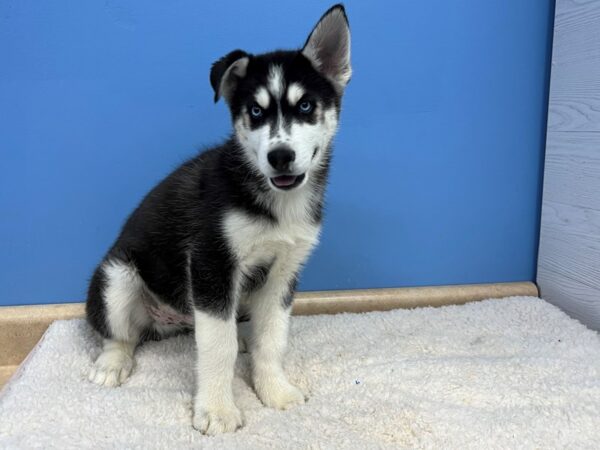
top-left (0, 1), bottom-right (554, 305)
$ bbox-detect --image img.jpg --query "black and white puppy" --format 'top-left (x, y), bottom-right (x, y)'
top-left (85, 4), bottom-right (351, 435)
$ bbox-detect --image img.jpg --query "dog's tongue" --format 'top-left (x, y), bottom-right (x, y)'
top-left (272, 175), bottom-right (297, 187)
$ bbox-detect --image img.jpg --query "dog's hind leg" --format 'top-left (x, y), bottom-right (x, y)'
top-left (86, 258), bottom-right (152, 387)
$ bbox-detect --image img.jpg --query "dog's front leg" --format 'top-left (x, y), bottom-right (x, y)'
top-left (190, 263), bottom-right (243, 435)
top-left (192, 309), bottom-right (242, 434)
top-left (248, 269), bottom-right (305, 410)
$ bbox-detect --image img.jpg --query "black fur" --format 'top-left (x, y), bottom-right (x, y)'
top-left (210, 49), bottom-right (250, 102)
top-left (226, 50), bottom-right (340, 126)
top-left (86, 265), bottom-right (109, 338)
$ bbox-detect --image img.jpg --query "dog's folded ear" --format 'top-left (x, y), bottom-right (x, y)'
top-left (302, 4), bottom-right (352, 92)
top-left (210, 50), bottom-right (250, 103)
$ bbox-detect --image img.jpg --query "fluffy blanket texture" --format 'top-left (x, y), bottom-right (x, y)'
top-left (1, 296), bottom-right (599, 449)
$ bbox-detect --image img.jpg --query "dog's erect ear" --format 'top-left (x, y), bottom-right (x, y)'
top-left (302, 4), bottom-right (352, 91)
top-left (210, 49), bottom-right (250, 103)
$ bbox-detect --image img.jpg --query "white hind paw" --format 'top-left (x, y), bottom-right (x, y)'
top-left (88, 341), bottom-right (134, 387)
top-left (88, 364), bottom-right (132, 387)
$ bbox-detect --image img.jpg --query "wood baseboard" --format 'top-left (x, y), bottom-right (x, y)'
top-left (292, 282), bottom-right (537, 315)
top-left (0, 281), bottom-right (537, 388)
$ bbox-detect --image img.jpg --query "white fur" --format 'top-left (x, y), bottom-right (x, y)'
top-left (192, 310), bottom-right (243, 435)
top-left (267, 65), bottom-right (284, 99)
top-left (102, 260), bottom-right (151, 343)
top-left (223, 209), bottom-right (320, 269)
top-left (190, 205), bottom-right (319, 432)
top-left (223, 209), bottom-right (317, 410)
top-left (234, 101), bottom-right (339, 187)
top-left (89, 260), bottom-right (192, 387)
top-left (246, 262), bottom-right (305, 410)
top-left (88, 260), bottom-right (152, 387)
top-left (254, 86), bottom-right (270, 109)
top-left (286, 82), bottom-right (305, 106)
top-left (234, 115), bottom-right (273, 180)
top-left (222, 206), bottom-right (320, 310)
top-left (284, 107), bottom-right (338, 174)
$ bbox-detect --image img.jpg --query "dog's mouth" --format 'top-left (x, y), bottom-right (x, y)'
top-left (269, 173), bottom-right (306, 191)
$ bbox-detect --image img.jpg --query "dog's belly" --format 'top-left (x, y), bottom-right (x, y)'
top-left (144, 295), bottom-right (195, 327)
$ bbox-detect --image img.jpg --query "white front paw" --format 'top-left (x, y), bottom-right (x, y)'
top-left (256, 378), bottom-right (306, 410)
top-left (192, 402), bottom-right (243, 435)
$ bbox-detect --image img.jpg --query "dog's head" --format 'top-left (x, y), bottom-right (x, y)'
top-left (210, 4), bottom-right (351, 192)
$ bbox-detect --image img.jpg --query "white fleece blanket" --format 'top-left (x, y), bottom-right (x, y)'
top-left (1, 296), bottom-right (599, 449)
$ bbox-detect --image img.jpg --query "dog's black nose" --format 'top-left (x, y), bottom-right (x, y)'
top-left (267, 148), bottom-right (295, 172)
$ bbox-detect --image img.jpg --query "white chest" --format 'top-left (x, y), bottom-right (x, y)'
top-left (223, 209), bottom-right (321, 272)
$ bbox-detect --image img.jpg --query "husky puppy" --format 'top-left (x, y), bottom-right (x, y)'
top-left (85, 4), bottom-right (351, 434)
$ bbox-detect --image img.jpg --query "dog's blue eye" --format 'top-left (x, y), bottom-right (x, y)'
top-left (298, 101), bottom-right (313, 114)
top-left (250, 105), bottom-right (263, 119)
